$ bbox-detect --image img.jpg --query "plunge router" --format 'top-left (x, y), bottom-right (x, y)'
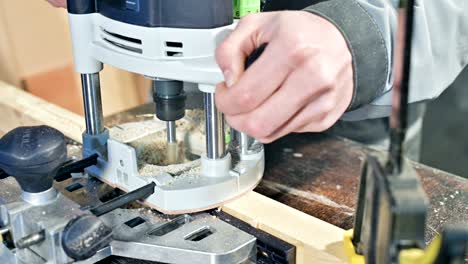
top-left (0, 1), bottom-right (281, 263)
top-left (67, 0), bottom-right (265, 214)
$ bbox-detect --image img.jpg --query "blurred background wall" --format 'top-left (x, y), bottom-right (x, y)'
top-left (0, 0), bottom-right (150, 116)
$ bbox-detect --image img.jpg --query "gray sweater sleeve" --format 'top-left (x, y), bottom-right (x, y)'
top-left (305, 1), bottom-right (468, 121)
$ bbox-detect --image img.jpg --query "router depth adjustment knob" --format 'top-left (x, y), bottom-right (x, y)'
top-left (0, 126), bottom-right (67, 194)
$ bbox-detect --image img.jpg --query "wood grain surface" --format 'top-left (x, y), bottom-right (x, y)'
top-left (259, 133), bottom-right (468, 242)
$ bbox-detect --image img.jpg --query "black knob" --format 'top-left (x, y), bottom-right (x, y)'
top-left (0, 126), bottom-right (67, 193)
top-left (245, 43), bottom-right (267, 69)
top-left (62, 215), bottom-right (113, 261)
top-left (152, 80), bottom-right (187, 121)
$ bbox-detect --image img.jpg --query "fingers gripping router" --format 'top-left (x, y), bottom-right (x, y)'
top-left (67, 0), bottom-right (265, 213)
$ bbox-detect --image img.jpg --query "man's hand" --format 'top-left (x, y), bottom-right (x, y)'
top-left (216, 11), bottom-right (354, 143)
top-left (46, 0), bottom-right (67, 8)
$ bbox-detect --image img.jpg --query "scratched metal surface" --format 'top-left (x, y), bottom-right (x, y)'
top-left (105, 104), bottom-right (468, 243)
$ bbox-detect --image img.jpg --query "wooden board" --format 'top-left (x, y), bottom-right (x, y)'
top-left (223, 192), bottom-right (346, 263)
top-left (0, 81), bottom-right (347, 263)
top-left (0, 82), bottom-right (84, 137)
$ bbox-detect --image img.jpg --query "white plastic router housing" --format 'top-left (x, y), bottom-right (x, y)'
top-left (68, 13), bottom-right (236, 84)
top-left (68, 13), bottom-right (263, 213)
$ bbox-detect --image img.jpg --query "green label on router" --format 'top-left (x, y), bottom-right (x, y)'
top-left (233, 0), bottom-right (261, 18)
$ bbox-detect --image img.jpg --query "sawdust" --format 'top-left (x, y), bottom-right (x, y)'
top-left (110, 119), bottom-right (165, 143)
top-left (124, 110), bottom-right (206, 177)
top-left (139, 160), bottom-right (201, 177)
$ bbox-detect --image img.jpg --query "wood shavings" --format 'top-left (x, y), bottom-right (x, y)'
top-left (110, 119), bottom-right (165, 143)
top-left (139, 160), bottom-right (201, 177)
top-left (112, 110), bottom-right (206, 179)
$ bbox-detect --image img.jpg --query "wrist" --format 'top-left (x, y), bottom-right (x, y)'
top-left (303, 1), bottom-right (389, 111)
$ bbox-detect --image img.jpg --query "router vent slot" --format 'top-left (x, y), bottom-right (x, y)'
top-left (101, 28), bottom-right (143, 54)
top-left (166, 51), bottom-right (183, 57)
top-left (166, 41), bottom-right (183, 48)
top-left (103, 39), bottom-right (143, 54)
top-left (165, 40), bottom-right (184, 57)
top-left (102, 29), bottom-right (142, 44)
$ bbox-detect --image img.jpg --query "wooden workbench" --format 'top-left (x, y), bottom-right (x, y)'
top-left (260, 134), bottom-right (468, 241)
top-left (107, 103), bottom-right (468, 243)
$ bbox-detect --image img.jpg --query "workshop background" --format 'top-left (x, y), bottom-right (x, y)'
top-left (0, 0), bottom-right (467, 178)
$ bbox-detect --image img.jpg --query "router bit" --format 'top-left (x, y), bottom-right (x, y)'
top-left (166, 120), bottom-right (177, 164)
top-left (152, 79), bottom-right (186, 164)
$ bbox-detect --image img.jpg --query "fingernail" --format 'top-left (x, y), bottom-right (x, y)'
top-left (223, 70), bottom-right (235, 87)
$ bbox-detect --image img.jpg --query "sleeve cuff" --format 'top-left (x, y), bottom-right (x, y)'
top-left (303, 0), bottom-right (389, 111)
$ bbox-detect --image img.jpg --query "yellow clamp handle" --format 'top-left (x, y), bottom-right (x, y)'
top-left (343, 229), bottom-right (443, 264)
top-left (399, 235), bottom-right (442, 264)
top-left (343, 229), bottom-right (365, 264)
